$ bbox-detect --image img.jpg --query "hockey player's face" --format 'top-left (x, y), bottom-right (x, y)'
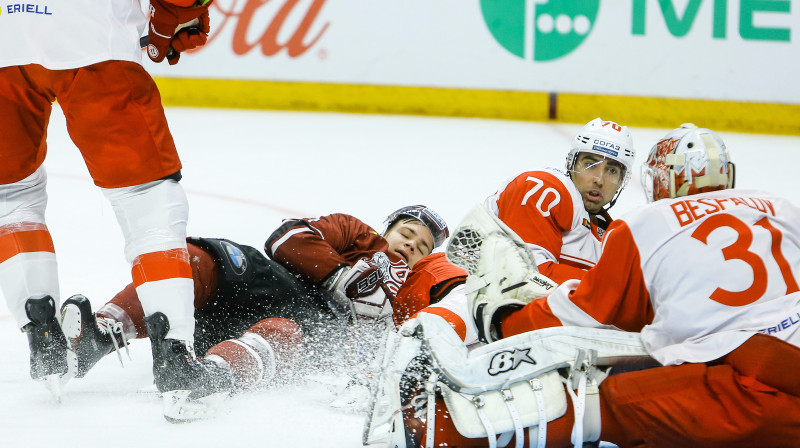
top-left (571, 153), bottom-right (623, 214)
top-left (384, 221), bottom-right (434, 268)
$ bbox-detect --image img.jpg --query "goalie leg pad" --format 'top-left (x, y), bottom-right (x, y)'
top-left (439, 369), bottom-right (567, 439)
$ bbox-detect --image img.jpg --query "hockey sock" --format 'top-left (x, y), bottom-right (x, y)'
top-left (100, 283), bottom-right (146, 339)
top-left (205, 318), bottom-right (304, 390)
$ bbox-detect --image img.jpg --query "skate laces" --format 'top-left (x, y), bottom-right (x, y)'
top-left (97, 317), bottom-right (130, 366)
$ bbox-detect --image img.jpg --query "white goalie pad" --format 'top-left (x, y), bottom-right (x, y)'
top-left (364, 314), bottom-right (658, 447)
top-left (414, 313), bottom-right (653, 394)
top-left (439, 370), bottom-right (567, 439)
top-left (363, 325), bottom-right (422, 447)
top-left (445, 203), bottom-right (559, 343)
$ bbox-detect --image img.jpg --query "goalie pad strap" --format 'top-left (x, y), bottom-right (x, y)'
top-left (425, 374), bottom-right (438, 448)
top-left (565, 371), bottom-right (601, 446)
top-left (531, 378), bottom-right (547, 448)
top-left (568, 371), bottom-right (587, 446)
top-left (473, 395), bottom-right (498, 448)
top-left (501, 389), bottom-right (524, 448)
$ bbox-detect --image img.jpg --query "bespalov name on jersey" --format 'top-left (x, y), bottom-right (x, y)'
top-left (5, 3), bottom-right (53, 14)
top-left (591, 139), bottom-right (620, 157)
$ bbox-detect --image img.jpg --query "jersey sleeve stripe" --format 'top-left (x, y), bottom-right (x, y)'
top-left (267, 227), bottom-right (312, 258)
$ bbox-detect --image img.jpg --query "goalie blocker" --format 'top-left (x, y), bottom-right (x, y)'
top-left (364, 314), bottom-right (656, 448)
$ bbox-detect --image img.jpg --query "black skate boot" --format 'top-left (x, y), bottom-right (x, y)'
top-left (23, 295), bottom-right (69, 381)
top-left (60, 295), bottom-right (129, 378)
top-left (145, 312), bottom-right (234, 422)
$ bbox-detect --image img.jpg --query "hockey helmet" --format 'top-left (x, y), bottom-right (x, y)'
top-left (384, 205), bottom-right (449, 248)
top-left (640, 124), bottom-right (735, 202)
top-left (565, 118), bottom-right (636, 209)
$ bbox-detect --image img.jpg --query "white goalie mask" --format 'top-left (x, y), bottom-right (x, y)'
top-left (640, 123), bottom-right (735, 203)
top-left (565, 118), bottom-right (636, 209)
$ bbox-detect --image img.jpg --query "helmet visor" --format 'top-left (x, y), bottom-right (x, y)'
top-left (570, 154), bottom-right (627, 188)
top-left (385, 205), bottom-right (449, 248)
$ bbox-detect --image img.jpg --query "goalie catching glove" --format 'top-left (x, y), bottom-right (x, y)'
top-left (446, 204), bottom-right (558, 343)
top-left (147, 0), bottom-right (213, 65)
top-left (324, 253), bottom-right (396, 319)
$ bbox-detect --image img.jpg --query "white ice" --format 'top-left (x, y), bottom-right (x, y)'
top-left (1, 106), bottom-right (798, 446)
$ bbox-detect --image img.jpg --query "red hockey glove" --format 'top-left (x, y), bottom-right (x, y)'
top-left (147, 0), bottom-right (213, 65)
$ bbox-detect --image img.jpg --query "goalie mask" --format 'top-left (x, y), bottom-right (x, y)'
top-left (640, 123), bottom-right (735, 202)
top-left (565, 118), bottom-right (636, 209)
top-left (384, 205), bottom-right (450, 248)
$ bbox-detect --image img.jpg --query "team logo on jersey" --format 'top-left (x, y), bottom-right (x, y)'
top-left (488, 348), bottom-right (536, 376)
top-left (372, 251), bottom-right (409, 295)
top-left (221, 241), bottom-right (247, 275)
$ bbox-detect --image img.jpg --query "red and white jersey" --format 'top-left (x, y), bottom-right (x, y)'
top-left (0, 0), bottom-right (146, 69)
top-left (502, 189), bottom-right (800, 366)
top-left (265, 213), bottom-right (409, 291)
top-left (392, 253), bottom-right (478, 345)
top-left (485, 167), bottom-right (611, 284)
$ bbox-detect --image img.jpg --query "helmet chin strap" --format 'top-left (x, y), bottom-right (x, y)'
top-left (568, 170), bottom-right (625, 214)
top-left (602, 186), bottom-right (624, 212)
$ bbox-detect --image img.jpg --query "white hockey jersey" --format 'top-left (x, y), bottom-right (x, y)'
top-left (484, 166), bottom-right (611, 284)
top-left (504, 189), bottom-right (800, 366)
top-left (0, 0), bottom-right (146, 69)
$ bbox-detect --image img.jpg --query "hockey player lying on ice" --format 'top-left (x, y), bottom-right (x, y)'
top-left (379, 124), bottom-right (800, 448)
top-left (58, 205), bottom-right (474, 419)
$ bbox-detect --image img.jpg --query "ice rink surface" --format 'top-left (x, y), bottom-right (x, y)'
top-left (1, 106), bottom-right (798, 446)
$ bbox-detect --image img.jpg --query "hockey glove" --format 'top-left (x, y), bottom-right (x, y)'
top-left (328, 257), bottom-right (395, 319)
top-left (467, 232), bottom-right (558, 343)
top-left (147, 0), bottom-right (213, 65)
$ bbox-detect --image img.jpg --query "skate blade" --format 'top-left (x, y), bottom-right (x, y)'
top-left (43, 373), bottom-right (63, 403)
top-left (162, 390), bottom-right (229, 423)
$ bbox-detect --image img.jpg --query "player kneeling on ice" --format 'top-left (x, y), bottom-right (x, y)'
top-left (484, 117), bottom-right (636, 290)
top-left (368, 124), bottom-right (800, 447)
top-left (59, 205), bottom-right (451, 421)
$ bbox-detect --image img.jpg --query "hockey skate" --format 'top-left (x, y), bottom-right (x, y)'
top-left (60, 295), bottom-right (129, 378)
top-left (145, 312), bottom-right (234, 423)
top-left (22, 295), bottom-right (70, 401)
